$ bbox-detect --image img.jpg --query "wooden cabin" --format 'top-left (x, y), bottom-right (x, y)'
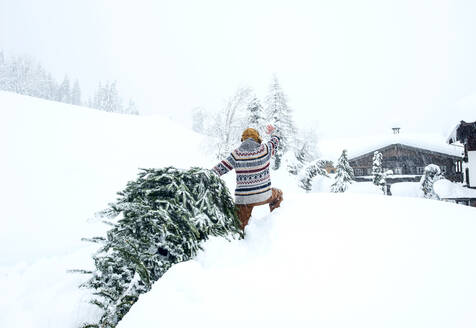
top-left (348, 142), bottom-right (463, 184)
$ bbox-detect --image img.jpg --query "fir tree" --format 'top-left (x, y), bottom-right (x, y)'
top-left (192, 107), bottom-right (208, 134)
top-left (57, 75), bottom-right (71, 103)
top-left (420, 164), bottom-right (441, 199)
top-left (246, 96), bottom-right (266, 136)
top-left (264, 75), bottom-right (296, 170)
top-left (124, 99), bottom-right (139, 115)
top-left (74, 167), bottom-right (241, 328)
top-left (331, 150), bottom-right (354, 193)
top-left (71, 79), bottom-right (82, 105)
top-left (91, 81), bottom-right (123, 113)
top-left (45, 73), bottom-right (58, 101)
top-left (299, 160), bottom-right (329, 192)
top-left (372, 151), bottom-right (386, 194)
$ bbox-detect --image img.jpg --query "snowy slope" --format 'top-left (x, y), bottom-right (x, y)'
top-left (0, 91), bottom-right (210, 265)
top-left (118, 193), bottom-right (476, 328)
top-left (2, 92), bottom-right (476, 328)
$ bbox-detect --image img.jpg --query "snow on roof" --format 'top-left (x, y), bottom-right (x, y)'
top-left (434, 179), bottom-right (476, 199)
top-left (318, 132), bottom-right (463, 162)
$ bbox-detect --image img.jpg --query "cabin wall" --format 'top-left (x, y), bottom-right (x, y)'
top-left (467, 135), bottom-right (476, 151)
top-left (349, 144), bottom-right (463, 183)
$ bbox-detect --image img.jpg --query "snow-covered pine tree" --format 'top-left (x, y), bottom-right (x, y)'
top-left (264, 75), bottom-right (296, 170)
top-left (246, 96), bottom-right (266, 137)
top-left (299, 159), bottom-right (329, 191)
top-left (372, 151), bottom-right (386, 194)
top-left (419, 164), bottom-right (442, 199)
top-left (124, 99), bottom-right (139, 115)
top-left (192, 107), bottom-right (208, 134)
top-left (57, 75), bottom-right (71, 103)
top-left (71, 79), bottom-right (82, 105)
top-left (45, 73), bottom-right (58, 101)
top-left (75, 167), bottom-right (241, 328)
top-left (91, 81), bottom-right (123, 113)
top-left (331, 150), bottom-right (354, 193)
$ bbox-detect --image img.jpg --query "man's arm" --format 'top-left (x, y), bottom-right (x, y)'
top-left (265, 125), bottom-right (280, 157)
top-left (212, 153), bottom-right (236, 176)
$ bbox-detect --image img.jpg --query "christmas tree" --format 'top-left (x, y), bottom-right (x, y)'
top-left (331, 150), bottom-right (354, 193)
top-left (75, 167), bottom-right (241, 328)
top-left (420, 164), bottom-right (441, 199)
top-left (246, 96), bottom-right (266, 137)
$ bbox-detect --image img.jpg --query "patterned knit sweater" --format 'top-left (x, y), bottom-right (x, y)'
top-left (213, 135), bottom-right (280, 204)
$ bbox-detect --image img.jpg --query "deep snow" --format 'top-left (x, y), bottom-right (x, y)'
top-left (1, 92), bottom-right (476, 328)
top-left (117, 193), bottom-right (476, 328)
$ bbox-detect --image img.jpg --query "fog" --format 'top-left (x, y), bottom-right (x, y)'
top-left (1, 0), bottom-right (475, 137)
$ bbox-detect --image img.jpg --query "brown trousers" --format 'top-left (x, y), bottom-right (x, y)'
top-left (235, 188), bottom-right (283, 230)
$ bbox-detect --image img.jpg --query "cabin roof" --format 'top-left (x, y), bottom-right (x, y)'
top-left (319, 133), bottom-right (464, 161)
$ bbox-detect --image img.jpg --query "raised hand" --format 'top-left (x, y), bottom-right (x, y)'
top-left (266, 125), bottom-right (275, 135)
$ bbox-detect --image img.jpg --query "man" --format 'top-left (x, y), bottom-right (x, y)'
top-left (212, 125), bottom-right (283, 230)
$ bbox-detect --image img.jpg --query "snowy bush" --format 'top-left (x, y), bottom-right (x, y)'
top-left (419, 164), bottom-right (442, 199)
top-left (299, 160), bottom-right (329, 192)
top-left (75, 167), bottom-right (242, 328)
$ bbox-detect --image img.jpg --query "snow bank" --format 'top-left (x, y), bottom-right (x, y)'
top-left (347, 181), bottom-right (383, 194)
top-left (391, 180), bottom-right (476, 200)
top-left (118, 193), bottom-right (476, 328)
top-left (0, 91), bottom-right (209, 265)
top-left (311, 174), bottom-right (333, 192)
top-left (434, 179), bottom-right (476, 199)
top-left (311, 179), bottom-right (382, 195)
top-left (391, 182), bottom-right (421, 198)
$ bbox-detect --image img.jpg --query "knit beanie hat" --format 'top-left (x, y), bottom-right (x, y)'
top-left (241, 128), bottom-right (262, 143)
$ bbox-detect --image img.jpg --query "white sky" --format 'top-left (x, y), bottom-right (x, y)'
top-left (1, 0), bottom-right (476, 138)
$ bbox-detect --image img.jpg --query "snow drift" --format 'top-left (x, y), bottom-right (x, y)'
top-left (117, 193), bottom-right (476, 328)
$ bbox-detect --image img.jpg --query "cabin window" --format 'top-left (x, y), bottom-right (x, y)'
top-left (440, 165), bottom-right (446, 174)
top-left (355, 168), bottom-right (364, 176)
top-left (394, 167), bottom-right (403, 175)
top-left (367, 168), bottom-right (372, 175)
top-left (417, 167), bottom-right (425, 174)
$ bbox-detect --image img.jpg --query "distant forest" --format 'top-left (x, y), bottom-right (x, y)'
top-left (0, 51), bottom-right (139, 115)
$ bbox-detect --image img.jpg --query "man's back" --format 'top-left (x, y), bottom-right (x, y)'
top-left (212, 127), bottom-right (283, 230)
top-left (212, 135), bottom-right (279, 205)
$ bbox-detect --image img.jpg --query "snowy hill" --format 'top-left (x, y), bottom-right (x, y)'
top-left (0, 91), bottom-right (210, 265)
top-left (1, 92), bottom-right (476, 328)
